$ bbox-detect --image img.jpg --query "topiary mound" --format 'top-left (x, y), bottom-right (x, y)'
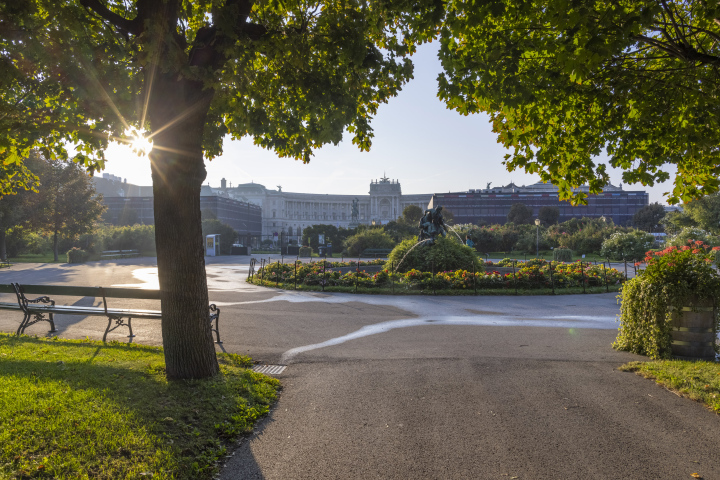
top-left (387, 235), bottom-right (483, 273)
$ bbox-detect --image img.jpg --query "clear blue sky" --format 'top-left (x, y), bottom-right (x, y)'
top-left (104, 43), bottom-right (673, 204)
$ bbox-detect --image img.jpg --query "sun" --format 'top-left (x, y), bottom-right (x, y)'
top-left (126, 128), bottom-right (153, 156)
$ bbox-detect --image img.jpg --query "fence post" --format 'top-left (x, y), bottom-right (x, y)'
top-left (294, 261), bottom-right (297, 290)
top-left (513, 260), bottom-right (518, 295)
top-left (581, 261), bottom-right (586, 294)
top-left (550, 262), bottom-right (555, 295)
top-left (633, 260), bottom-right (637, 277)
top-left (391, 261), bottom-right (395, 295)
top-left (260, 259), bottom-right (265, 281)
top-left (276, 261), bottom-right (279, 287)
top-left (355, 257), bottom-right (360, 294)
top-left (432, 261), bottom-right (436, 296)
top-left (624, 259), bottom-right (627, 283)
top-left (322, 258), bottom-right (326, 292)
top-left (473, 262), bottom-right (476, 294)
top-left (602, 261), bottom-right (609, 292)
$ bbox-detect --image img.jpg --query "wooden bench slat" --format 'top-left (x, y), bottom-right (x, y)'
top-left (26, 305), bottom-right (162, 319)
top-left (0, 284), bottom-right (16, 294)
top-left (17, 285), bottom-right (162, 300)
top-left (0, 302), bottom-right (20, 310)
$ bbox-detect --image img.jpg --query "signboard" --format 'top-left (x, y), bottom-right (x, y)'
top-left (205, 234), bottom-right (219, 256)
top-left (318, 234), bottom-right (325, 245)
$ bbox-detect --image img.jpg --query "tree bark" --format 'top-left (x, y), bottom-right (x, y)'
top-left (148, 71), bottom-right (219, 380)
top-left (53, 230), bottom-right (59, 262)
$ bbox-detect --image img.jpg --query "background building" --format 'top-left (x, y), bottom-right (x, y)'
top-left (430, 182), bottom-right (649, 225)
top-left (216, 175), bottom-right (432, 238)
top-left (93, 174), bottom-right (262, 236)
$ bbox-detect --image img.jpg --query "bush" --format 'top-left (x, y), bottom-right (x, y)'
top-left (553, 248), bottom-right (572, 262)
top-left (66, 247), bottom-right (89, 264)
top-left (387, 235), bottom-right (482, 273)
top-left (614, 242), bottom-right (720, 359)
top-left (299, 246), bottom-right (313, 257)
top-left (343, 228), bottom-right (396, 257)
top-left (202, 220), bottom-right (238, 255)
top-left (600, 230), bottom-right (655, 261)
top-left (665, 227), bottom-right (717, 248)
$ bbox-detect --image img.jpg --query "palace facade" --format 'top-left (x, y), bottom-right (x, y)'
top-left (216, 175), bottom-right (432, 238)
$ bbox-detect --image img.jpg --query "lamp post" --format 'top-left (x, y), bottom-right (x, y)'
top-left (535, 218), bottom-right (541, 258)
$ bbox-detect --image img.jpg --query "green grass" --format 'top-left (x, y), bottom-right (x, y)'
top-left (0, 334), bottom-right (279, 479)
top-left (619, 360), bottom-right (720, 413)
top-left (248, 278), bottom-right (622, 296)
top-left (7, 253), bottom-right (59, 263)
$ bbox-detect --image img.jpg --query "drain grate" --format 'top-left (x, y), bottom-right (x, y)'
top-left (252, 364), bottom-right (287, 375)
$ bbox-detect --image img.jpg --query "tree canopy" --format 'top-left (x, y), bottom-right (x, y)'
top-left (632, 202), bottom-right (666, 232)
top-left (438, 0), bottom-right (720, 204)
top-left (507, 203), bottom-right (533, 225)
top-left (0, 0), bottom-right (442, 379)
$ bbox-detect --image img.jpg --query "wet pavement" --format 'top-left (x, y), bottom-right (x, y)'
top-left (2, 258), bottom-right (719, 479)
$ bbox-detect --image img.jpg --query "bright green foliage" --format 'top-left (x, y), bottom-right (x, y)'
top-left (344, 228), bottom-right (396, 257)
top-left (614, 243), bottom-right (720, 359)
top-left (620, 360), bottom-right (720, 413)
top-left (661, 210), bottom-right (695, 236)
top-left (665, 227), bottom-right (718, 248)
top-left (553, 248), bottom-right (572, 262)
top-left (682, 192), bottom-right (720, 234)
top-left (30, 156), bottom-right (106, 261)
top-left (632, 203), bottom-right (666, 232)
top-left (202, 219), bottom-right (238, 255)
top-left (388, 235), bottom-right (481, 273)
top-left (545, 217), bottom-right (624, 254)
top-left (0, 334), bottom-right (279, 480)
top-left (399, 205), bottom-right (423, 226)
top-left (438, 1), bottom-right (720, 204)
top-left (600, 230), bottom-right (655, 261)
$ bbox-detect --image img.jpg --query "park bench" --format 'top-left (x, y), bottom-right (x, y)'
top-left (100, 249), bottom-right (140, 260)
top-left (0, 259), bottom-right (10, 268)
top-left (360, 248), bottom-right (392, 258)
top-left (0, 284), bottom-right (221, 344)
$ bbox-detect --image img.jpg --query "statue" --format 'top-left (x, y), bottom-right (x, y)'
top-left (418, 206), bottom-right (449, 244)
top-left (351, 197), bottom-right (360, 223)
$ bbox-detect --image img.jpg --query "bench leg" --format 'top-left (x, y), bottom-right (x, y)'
top-left (103, 316), bottom-right (135, 343)
top-left (210, 305), bottom-right (222, 344)
top-left (48, 312), bottom-right (57, 333)
top-left (103, 317), bottom-right (112, 342)
top-left (16, 312), bottom-right (30, 336)
top-left (127, 317), bottom-right (135, 340)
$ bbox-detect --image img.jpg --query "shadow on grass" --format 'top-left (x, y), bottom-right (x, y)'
top-left (0, 335), bottom-right (275, 479)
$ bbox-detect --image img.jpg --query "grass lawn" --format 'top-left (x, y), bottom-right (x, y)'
top-left (619, 360), bottom-right (720, 413)
top-left (6, 253), bottom-right (59, 264)
top-left (0, 334), bottom-right (279, 479)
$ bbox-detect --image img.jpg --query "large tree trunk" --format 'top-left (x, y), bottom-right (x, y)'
top-left (148, 71), bottom-right (219, 380)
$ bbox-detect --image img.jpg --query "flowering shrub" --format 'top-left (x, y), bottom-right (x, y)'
top-left (249, 260), bottom-right (624, 291)
top-left (600, 231), bottom-right (655, 261)
top-left (614, 241), bottom-right (720, 359)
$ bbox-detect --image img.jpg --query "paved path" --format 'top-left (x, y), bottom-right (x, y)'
top-left (2, 259), bottom-right (718, 479)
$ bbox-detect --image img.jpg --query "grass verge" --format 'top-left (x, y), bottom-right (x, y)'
top-left (247, 278), bottom-right (622, 296)
top-left (619, 360), bottom-right (720, 413)
top-left (0, 333), bottom-right (279, 479)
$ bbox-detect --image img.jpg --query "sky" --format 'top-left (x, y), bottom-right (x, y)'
top-left (102, 42), bottom-right (674, 205)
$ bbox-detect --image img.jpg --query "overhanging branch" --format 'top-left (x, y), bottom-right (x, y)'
top-left (79, 0), bottom-right (141, 35)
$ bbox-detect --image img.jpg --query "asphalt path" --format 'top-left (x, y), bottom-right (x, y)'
top-left (2, 258), bottom-right (719, 479)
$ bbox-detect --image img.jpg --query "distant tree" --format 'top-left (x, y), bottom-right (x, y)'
top-left (0, 189), bottom-right (34, 261)
top-left (682, 193), bottom-right (720, 234)
top-left (201, 219), bottom-right (238, 255)
top-left (399, 205), bottom-right (423, 226)
top-left (507, 203), bottom-right (533, 225)
top-left (31, 157), bottom-right (106, 262)
top-left (302, 225), bottom-right (342, 252)
top-left (344, 228), bottom-right (396, 257)
top-left (538, 206), bottom-right (559, 225)
top-left (442, 208), bottom-right (455, 225)
top-left (201, 209), bottom-right (218, 221)
top-left (383, 220), bottom-right (416, 243)
top-left (661, 210), bottom-right (694, 236)
top-left (632, 203), bottom-right (666, 232)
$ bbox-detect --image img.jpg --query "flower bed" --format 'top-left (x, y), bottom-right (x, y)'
top-left (248, 260), bottom-right (624, 292)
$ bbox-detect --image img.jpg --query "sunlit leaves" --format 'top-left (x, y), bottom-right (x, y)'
top-left (438, 0), bottom-right (720, 204)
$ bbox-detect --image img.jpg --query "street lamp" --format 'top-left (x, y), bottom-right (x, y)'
top-left (535, 218), bottom-right (541, 258)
